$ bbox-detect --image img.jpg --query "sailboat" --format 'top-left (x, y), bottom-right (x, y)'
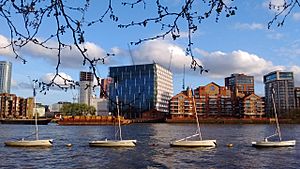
top-left (170, 89), bottom-right (216, 147)
top-left (5, 79), bottom-right (53, 147)
top-left (252, 89), bottom-right (296, 147)
top-left (89, 83), bottom-right (136, 147)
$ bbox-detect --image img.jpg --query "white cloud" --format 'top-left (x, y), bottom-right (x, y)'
top-left (130, 40), bottom-right (202, 73)
top-left (22, 41), bottom-right (107, 68)
top-left (263, 0), bottom-right (285, 11)
top-left (293, 12), bottom-right (300, 21)
top-left (267, 32), bottom-right (284, 40)
top-left (0, 34), bottom-right (109, 69)
top-left (39, 72), bottom-right (74, 88)
top-left (194, 49), bottom-right (285, 81)
top-left (290, 65), bottom-right (300, 86)
top-left (234, 23), bottom-right (265, 30)
top-left (0, 35), bottom-right (14, 57)
top-left (277, 40), bottom-right (300, 58)
top-left (11, 79), bottom-right (19, 89)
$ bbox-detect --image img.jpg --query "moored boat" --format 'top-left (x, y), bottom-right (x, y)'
top-left (5, 139), bottom-right (53, 147)
top-left (169, 88), bottom-right (217, 148)
top-left (89, 140), bottom-right (137, 147)
top-left (1, 118), bottom-right (51, 125)
top-left (252, 88), bottom-right (296, 148)
top-left (4, 78), bottom-right (54, 148)
top-left (252, 140), bottom-right (296, 147)
top-left (89, 83), bottom-right (137, 147)
top-left (170, 138), bottom-right (217, 147)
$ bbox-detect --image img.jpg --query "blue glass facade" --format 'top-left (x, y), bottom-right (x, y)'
top-left (108, 64), bottom-right (173, 119)
top-left (264, 71), bottom-right (295, 116)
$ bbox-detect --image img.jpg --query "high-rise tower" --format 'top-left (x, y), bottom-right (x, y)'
top-left (0, 61), bottom-right (12, 94)
top-left (225, 73), bottom-right (254, 97)
top-left (264, 71), bottom-right (295, 116)
top-left (79, 71), bottom-right (93, 105)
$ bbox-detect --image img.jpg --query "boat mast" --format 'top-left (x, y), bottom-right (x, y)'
top-left (31, 77), bottom-right (39, 140)
top-left (115, 83), bottom-right (122, 141)
top-left (192, 89), bottom-right (202, 140)
top-left (271, 88), bottom-right (282, 141)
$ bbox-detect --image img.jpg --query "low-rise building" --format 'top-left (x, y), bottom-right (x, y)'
top-left (0, 93), bottom-right (34, 119)
top-left (194, 82), bottom-right (234, 117)
top-left (239, 93), bottom-right (265, 118)
top-left (169, 88), bottom-right (194, 118)
top-left (170, 82), bottom-right (234, 117)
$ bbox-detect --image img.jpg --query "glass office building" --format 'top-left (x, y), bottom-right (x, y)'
top-left (109, 63), bottom-right (173, 118)
top-left (0, 61), bottom-right (12, 94)
top-left (264, 71), bottom-right (295, 116)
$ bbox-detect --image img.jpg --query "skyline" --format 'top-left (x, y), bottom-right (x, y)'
top-left (0, 0), bottom-right (300, 105)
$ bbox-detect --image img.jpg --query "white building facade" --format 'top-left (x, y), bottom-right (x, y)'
top-left (0, 61), bottom-right (12, 94)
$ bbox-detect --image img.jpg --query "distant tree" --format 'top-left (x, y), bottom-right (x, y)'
top-left (0, 0), bottom-right (297, 95)
top-left (60, 103), bottom-right (96, 116)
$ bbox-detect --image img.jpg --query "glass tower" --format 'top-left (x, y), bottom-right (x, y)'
top-left (264, 71), bottom-right (295, 116)
top-left (108, 63), bottom-right (173, 119)
top-left (0, 61), bottom-right (12, 94)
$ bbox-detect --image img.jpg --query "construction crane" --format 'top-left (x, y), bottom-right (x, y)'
top-left (168, 50), bottom-right (173, 71)
top-left (128, 43), bottom-right (135, 65)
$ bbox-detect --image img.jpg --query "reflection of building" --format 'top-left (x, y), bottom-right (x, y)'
top-left (264, 71), bottom-right (295, 116)
top-left (0, 93), bottom-right (34, 118)
top-left (79, 71), bottom-right (93, 106)
top-left (109, 63), bottom-right (173, 119)
top-left (100, 77), bottom-right (113, 98)
top-left (295, 87), bottom-right (300, 108)
top-left (0, 61), bottom-right (12, 94)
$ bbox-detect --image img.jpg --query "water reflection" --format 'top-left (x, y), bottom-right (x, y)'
top-left (0, 124), bottom-right (299, 168)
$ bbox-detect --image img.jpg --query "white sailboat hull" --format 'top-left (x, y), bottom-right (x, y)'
top-left (170, 139), bottom-right (217, 147)
top-left (89, 140), bottom-right (137, 147)
top-left (252, 140), bottom-right (296, 147)
top-left (4, 139), bottom-right (53, 147)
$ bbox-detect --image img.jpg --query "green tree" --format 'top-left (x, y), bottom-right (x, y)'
top-left (60, 103), bottom-right (96, 116)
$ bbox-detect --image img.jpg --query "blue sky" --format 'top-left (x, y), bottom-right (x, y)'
top-left (0, 0), bottom-right (300, 105)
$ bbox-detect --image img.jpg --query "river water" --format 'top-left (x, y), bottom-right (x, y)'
top-left (0, 123), bottom-right (299, 169)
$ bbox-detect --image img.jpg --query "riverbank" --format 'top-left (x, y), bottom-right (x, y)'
top-left (52, 116), bottom-right (300, 125)
top-left (165, 117), bottom-right (300, 124)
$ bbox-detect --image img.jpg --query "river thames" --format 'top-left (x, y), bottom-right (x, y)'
top-left (0, 123), bottom-right (299, 169)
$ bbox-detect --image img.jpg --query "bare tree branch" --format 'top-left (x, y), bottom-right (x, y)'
top-left (268, 0), bottom-right (300, 28)
top-left (0, 0), bottom-right (236, 96)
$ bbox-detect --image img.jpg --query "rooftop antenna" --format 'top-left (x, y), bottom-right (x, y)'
top-left (128, 43), bottom-right (135, 65)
